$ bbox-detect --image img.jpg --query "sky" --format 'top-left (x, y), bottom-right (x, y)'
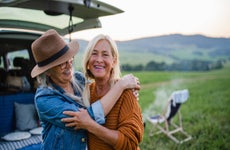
top-left (71, 0), bottom-right (230, 41)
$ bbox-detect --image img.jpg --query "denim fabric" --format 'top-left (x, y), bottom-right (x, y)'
top-left (34, 71), bottom-right (105, 150)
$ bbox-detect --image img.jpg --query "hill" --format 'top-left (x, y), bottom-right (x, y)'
top-left (76, 34), bottom-right (230, 66)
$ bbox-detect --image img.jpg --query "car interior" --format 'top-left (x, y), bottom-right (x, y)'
top-left (0, 30), bottom-right (39, 94)
top-left (0, 1), bottom-right (123, 149)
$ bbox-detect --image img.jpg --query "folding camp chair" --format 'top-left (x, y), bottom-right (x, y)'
top-left (147, 89), bottom-right (192, 144)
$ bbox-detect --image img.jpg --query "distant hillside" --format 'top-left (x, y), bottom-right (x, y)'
top-left (76, 34), bottom-right (230, 66)
top-left (118, 34), bottom-right (230, 51)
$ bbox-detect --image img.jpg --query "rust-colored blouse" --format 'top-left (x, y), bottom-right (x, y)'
top-left (88, 82), bottom-right (144, 150)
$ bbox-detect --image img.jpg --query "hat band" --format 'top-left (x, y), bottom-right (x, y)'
top-left (37, 45), bottom-right (69, 67)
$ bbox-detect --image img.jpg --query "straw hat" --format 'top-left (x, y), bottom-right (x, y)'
top-left (31, 29), bottom-right (79, 78)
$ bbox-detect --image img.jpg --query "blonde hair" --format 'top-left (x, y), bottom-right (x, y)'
top-left (82, 34), bottom-right (121, 103)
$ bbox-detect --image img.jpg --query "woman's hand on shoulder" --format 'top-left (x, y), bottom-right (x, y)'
top-left (117, 74), bottom-right (140, 100)
top-left (118, 74), bottom-right (140, 90)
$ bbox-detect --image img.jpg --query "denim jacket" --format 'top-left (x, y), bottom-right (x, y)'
top-left (35, 71), bottom-right (105, 150)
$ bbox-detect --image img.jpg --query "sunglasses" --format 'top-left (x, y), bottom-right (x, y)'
top-left (59, 58), bottom-right (74, 69)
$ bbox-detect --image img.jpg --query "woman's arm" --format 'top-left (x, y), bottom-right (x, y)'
top-left (62, 108), bottom-right (119, 147)
top-left (36, 74), bottom-right (139, 130)
top-left (100, 74), bottom-right (140, 115)
top-left (35, 88), bottom-right (106, 130)
top-left (62, 90), bottom-right (144, 149)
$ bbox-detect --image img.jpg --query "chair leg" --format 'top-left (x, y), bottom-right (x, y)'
top-left (149, 125), bottom-right (155, 136)
top-left (179, 130), bottom-right (192, 143)
top-left (149, 123), bottom-right (164, 136)
top-left (148, 122), bottom-right (192, 144)
top-left (169, 122), bottom-right (192, 143)
top-left (166, 133), bottom-right (180, 143)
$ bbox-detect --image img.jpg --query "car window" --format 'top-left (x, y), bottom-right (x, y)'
top-left (0, 56), bottom-right (3, 69)
top-left (7, 49), bottom-right (29, 70)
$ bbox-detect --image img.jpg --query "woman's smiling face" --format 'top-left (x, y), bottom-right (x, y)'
top-left (46, 58), bottom-right (74, 85)
top-left (88, 39), bottom-right (116, 80)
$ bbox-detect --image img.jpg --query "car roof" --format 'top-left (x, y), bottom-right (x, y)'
top-left (0, 0), bottom-right (123, 35)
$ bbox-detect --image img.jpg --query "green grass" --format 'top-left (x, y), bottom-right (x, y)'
top-left (124, 64), bottom-right (230, 149)
top-left (119, 51), bottom-right (175, 65)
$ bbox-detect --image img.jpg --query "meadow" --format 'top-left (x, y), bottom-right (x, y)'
top-left (125, 63), bottom-right (230, 150)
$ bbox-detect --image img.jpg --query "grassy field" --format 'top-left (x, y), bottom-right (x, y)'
top-left (124, 63), bottom-right (230, 149)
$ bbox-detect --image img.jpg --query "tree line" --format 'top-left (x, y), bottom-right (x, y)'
top-left (121, 59), bottom-right (225, 71)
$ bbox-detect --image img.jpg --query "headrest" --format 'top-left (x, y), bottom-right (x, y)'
top-left (13, 57), bottom-right (29, 68)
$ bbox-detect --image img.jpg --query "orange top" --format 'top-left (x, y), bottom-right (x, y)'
top-left (88, 82), bottom-right (144, 150)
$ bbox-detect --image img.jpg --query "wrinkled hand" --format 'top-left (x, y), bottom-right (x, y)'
top-left (132, 89), bottom-right (139, 101)
top-left (61, 108), bottom-right (94, 130)
top-left (120, 74), bottom-right (140, 90)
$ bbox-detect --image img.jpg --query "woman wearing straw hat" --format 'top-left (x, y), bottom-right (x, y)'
top-left (31, 29), bottom-right (140, 150)
top-left (62, 34), bottom-right (144, 150)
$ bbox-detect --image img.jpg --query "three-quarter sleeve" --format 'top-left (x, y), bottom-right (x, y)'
top-left (87, 100), bottom-right (105, 124)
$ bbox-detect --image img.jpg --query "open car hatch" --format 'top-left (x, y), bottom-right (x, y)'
top-left (0, 0), bottom-right (123, 35)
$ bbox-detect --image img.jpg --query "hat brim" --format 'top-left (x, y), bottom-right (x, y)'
top-left (31, 40), bottom-right (79, 78)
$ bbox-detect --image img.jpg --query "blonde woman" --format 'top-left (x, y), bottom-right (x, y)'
top-left (63, 34), bottom-right (144, 150)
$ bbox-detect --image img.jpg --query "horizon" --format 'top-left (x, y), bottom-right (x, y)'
top-left (73, 33), bottom-right (230, 42)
